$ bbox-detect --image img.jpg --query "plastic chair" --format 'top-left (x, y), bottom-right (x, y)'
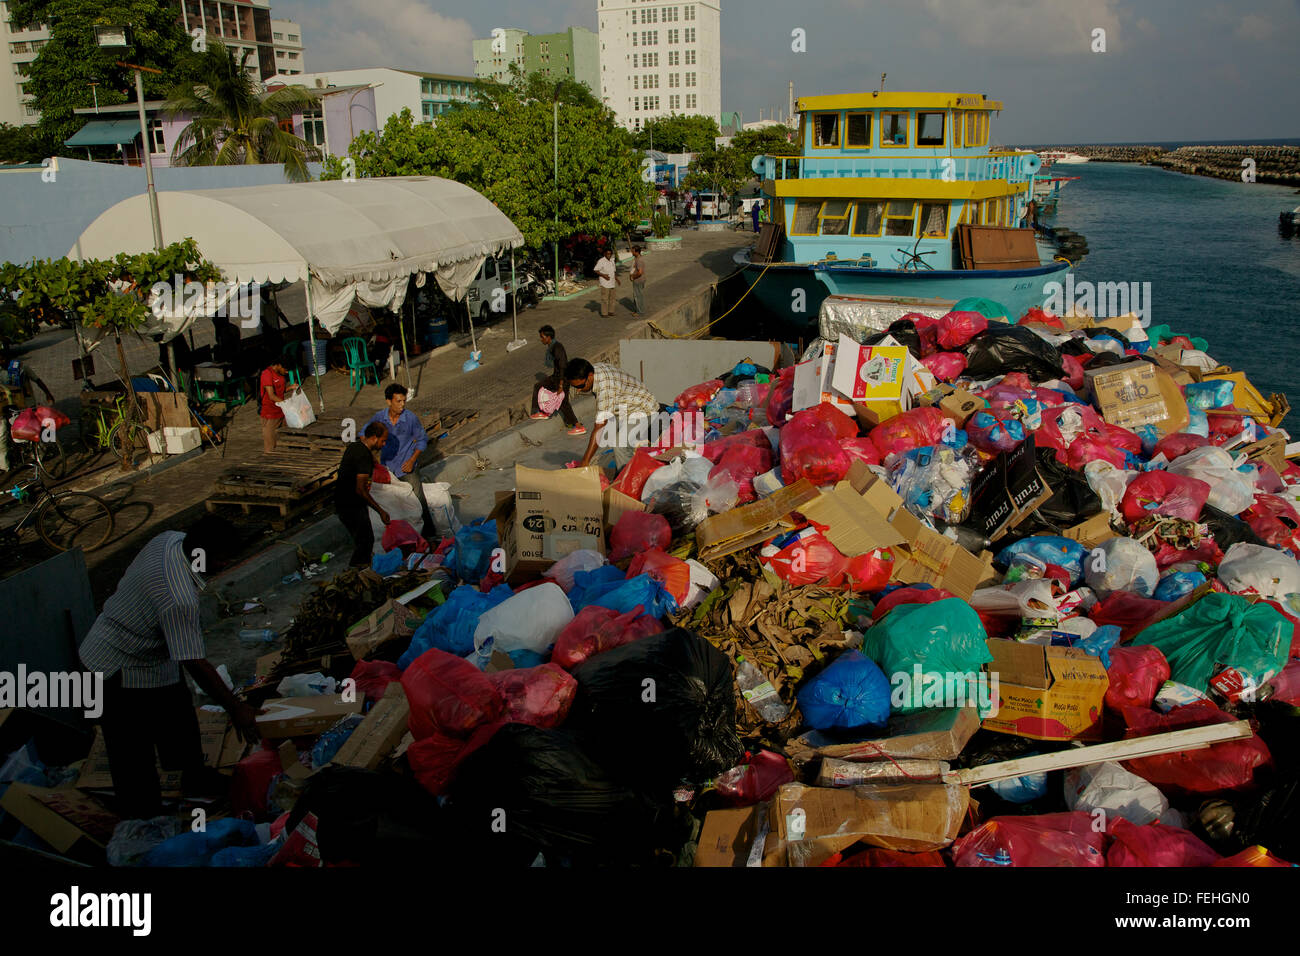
top-left (341, 337), bottom-right (379, 390)
top-left (281, 342), bottom-right (302, 386)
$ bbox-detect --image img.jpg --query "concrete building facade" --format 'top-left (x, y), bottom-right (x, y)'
top-left (271, 18), bottom-right (306, 76)
top-left (596, 0), bottom-right (721, 132)
top-left (472, 27), bottom-right (599, 93)
top-left (266, 68), bottom-right (475, 135)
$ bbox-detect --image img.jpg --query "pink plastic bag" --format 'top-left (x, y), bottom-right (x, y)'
top-left (714, 751), bottom-right (795, 806)
top-left (709, 443), bottom-right (772, 503)
top-left (702, 428), bottom-right (771, 463)
top-left (868, 407), bottom-right (947, 459)
top-left (921, 351), bottom-right (967, 382)
top-left (612, 447), bottom-right (667, 499)
top-left (1106, 819), bottom-right (1221, 867)
top-left (551, 604), bottom-right (663, 671)
top-left (1155, 433), bottom-right (1210, 462)
top-left (1061, 353), bottom-right (1085, 391)
top-left (1121, 471), bottom-right (1212, 523)
top-left (936, 310), bottom-right (988, 349)
top-left (871, 586), bottom-right (955, 622)
top-left (1266, 659), bottom-right (1300, 706)
top-left (1067, 436), bottom-right (1127, 470)
top-left (766, 367), bottom-right (796, 425)
top-left (9, 405), bottom-right (70, 442)
top-left (537, 387), bottom-right (565, 416)
top-left (841, 437), bottom-right (881, 467)
top-left (486, 663), bottom-right (578, 729)
top-left (381, 519), bottom-right (429, 555)
top-left (1242, 494), bottom-right (1300, 554)
top-left (952, 812), bottom-right (1106, 867)
top-left (401, 649), bottom-right (504, 740)
top-left (1122, 701), bottom-right (1273, 796)
top-left (609, 510), bottom-right (672, 561)
top-left (1036, 403), bottom-right (1106, 456)
top-left (1104, 645), bottom-right (1170, 712)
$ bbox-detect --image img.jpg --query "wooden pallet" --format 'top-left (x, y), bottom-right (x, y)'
top-left (211, 454), bottom-right (339, 499)
top-left (204, 486), bottom-right (332, 530)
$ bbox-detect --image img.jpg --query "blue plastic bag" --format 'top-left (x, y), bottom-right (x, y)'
top-left (1076, 624), bottom-right (1122, 670)
top-left (1154, 570), bottom-right (1206, 602)
top-left (1135, 425), bottom-right (1161, 457)
top-left (591, 573), bottom-right (679, 619)
top-left (796, 650), bottom-right (891, 730)
top-left (989, 770), bottom-right (1049, 804)
top-left (568, 565), bottom-right (628, 611)
top-left (452, 519), bottom-right (498, 583)
top-left (1186, 408), bottom-right (1210, 437)
top-left (210, 842), bottom-right (279, 868)
top-left (371, 548), bottom-right (403, 576)
top-left (507, 649), bottom-right (547, 668)
top-left (143, 818), bottom-right (259, 867)
top-left (400, 583), bottom-right (515, 666)
top-left (995, 536), bottom-right (1090, 584)
top-left (311, 714), bottom-right (365, 768)
top-left (1185, 380), bottom-right (1234, 410)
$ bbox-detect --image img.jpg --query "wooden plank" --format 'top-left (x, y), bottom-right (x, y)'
top-left (944, 721), bottom-right (1253, 788)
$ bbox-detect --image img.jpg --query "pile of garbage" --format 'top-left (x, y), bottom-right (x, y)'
top-left (7, 302), bottom-right (1300, 869)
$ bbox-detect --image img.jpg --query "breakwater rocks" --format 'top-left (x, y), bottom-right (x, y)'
top-left (1038, 145), bottom-right (1300, 185)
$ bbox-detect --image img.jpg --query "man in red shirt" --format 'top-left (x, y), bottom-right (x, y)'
top-left (259, 360), bottom-right (296, 453)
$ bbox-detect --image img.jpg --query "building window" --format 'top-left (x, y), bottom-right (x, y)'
top-left (812, 112), bottom-right (839, 148)
top-left (668, 28), bottom-right (678, 43)
top-left (633, 53), bottom-right (638, 67)
top-left (633, 76), bottom-right (639, 89)
top-left (302, 109), bottom-right (325, 148)
top-left (882, 112), bottom-right (909, 147)
top-left (670, 94), bottom-right (680, 110)
top-left (685, 71), bottom-right (695, 87)
top-left (273, 32), bottom-right (283, 40)
top-left (685, 27), bottom-right (695, 42)
top-left (884, 201), bottom-right (917, 236)
top-left (632, 32), bottom-right (637, 46)
top-left (852, 201), bottom-right (884, 236)
top-left (686, 49), bottom-right (696, 65)
top-left (149, 119), bottom-right (165, 154)
top-left (276, 49), bottom-right (285, 58)
top-left (634, 97), bottom-right (640, 111)
top-left (288, 34), bottom-right (298, 42)
top-left (668, 50), bottom-right (679, 65)
top-left (687, 93), bottom-right (696, 109)
top-left (685, 5), bottom-right (695, 21)
top-left (917, 112), bottom-right (945, 146)
top-left (423, 102), bottom-right (434, 121)
top-left (846, 112), bottom-right (871, 148)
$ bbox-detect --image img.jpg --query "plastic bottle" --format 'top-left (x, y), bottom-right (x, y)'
top-left (736, 657), bottom-right (790, 723)
top-left (238, 628), bottom-right (278, 647)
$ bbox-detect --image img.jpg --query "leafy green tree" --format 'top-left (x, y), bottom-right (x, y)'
top-left (681, 144), bottom-right (750, 200)
top-left (0, 122), bottom-right (48, 164)
top-left (631, 114), bottom-right (720, 154)
top-left (10, 0), bottom-right (195, 154)
top-left (322, 74), bottom-right (642, 251)
top-left (166, 41), bottom-right (320, 182)
top-left (731, 125), bottom-right (799, 174)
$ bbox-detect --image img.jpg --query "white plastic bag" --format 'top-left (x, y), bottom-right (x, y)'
top-left (276, 390), bottom-right (316, 429)
top-left (1217, 543), bottom-right (1300, 601)
top-left (473, 582), bottom-right (575, 655)
top-left (422, 482), bottom-right (461, 537)
top-left (639, 453), bottom-right (712, 503)
top-left (1064, 762), bottom-right (1171, 827)
top-left (368, 480), bottom-right (423, 550)
top-left (1166, 446), bottom-right (1254, 515)
top-left (1084, 460), bottom-right (1136, 515)
top-left (276, 672), bottom-right (337, 697)
top-left (1083, 537), bottom-right (1159, 598)
top-left (970, 580), bottom-right (1060, 625)
top-left (543, 549), bottom-right (607, 592)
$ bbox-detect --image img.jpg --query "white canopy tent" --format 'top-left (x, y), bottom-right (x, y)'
top-left (68, 176), bottom-right (525, 409)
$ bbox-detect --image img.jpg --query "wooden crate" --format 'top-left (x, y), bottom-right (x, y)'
top-left (211, 454), bottom-right (339, 500)
top-left (204, 486), bottom-right (332, 531)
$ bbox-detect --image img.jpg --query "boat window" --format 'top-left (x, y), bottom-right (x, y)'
top-left (852, 201), bottom-right (884, 236)
top-left (884, 201), bottom-right (916, 236)
top-left (813, 112), bottom-right (839, 148)
top-left (953, 110), bottom-right (964, 147)
top-left (792, 201), bottom-right (822, 235)
top-left (920, 202), bottom-right (949, 236)
top-left (846, 113), bottom-right (871, 148)
top-left (881, 113), bottom-right (909, 147)
top-left (917, 112), bottom-right (945, 146)
top-left (819, 200), bottom-right (852, 235)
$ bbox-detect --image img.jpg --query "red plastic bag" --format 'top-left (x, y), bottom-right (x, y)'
top-left (869, 407), bottom-right (947, 459)
top-left (1242, 494), bottom-right (1300, 554)
top-left (1022, 306), bottom-right (1064, 329)
top-left (766, 367), bottom-right (796, 425)
top-left (871, 586), bottom-right (955, 623)
top-left (9, 405), bottom-right (70, 442)
top-left (371, 463), bottom-right (392, 484)
top-left (1206, 408), bottom-right (1247, 441)
top-left (1122, 701), bottom-right (1273, 796)
top-left (1265, 660), bottom-right (1300, 705)
top-left (486, 663), bottom-right (577, 729)
top-left (952, 812), bottom-right (1106, 867)
top-left (764, 533), bottom-right (848, 587)
top-left (348, 659), bottom-right (403, 704)
top-left (612, 447), bottom-right (667, 499)
top-left (381, 519), bottom-right (428, 555)
top-left (841, 437), bottom-right (881, 467)
top-left (406, 720), bottom-right (502, 796)
top-left (1103, 423), bottom-right (1144, 455)
top-left (1121, 471), bottom-right (1212, 523)
top-left (609, 510), bottom-right (671, 561)
top-left (401, 649), bottom-right (504, 740)
top-left (701, 429), bottom-right (771, 463)
top-left (968, 410), bottom-right (1027, 454)
top-left (551, 604), bottom-right (663, 671)
top-left (936, 310), bottom-right (988, 349)
top-left (714, 750), bottom-right (795, 806)
top-left (780, 406), bottom-right (855, 485)
top-left (1060, 353), bottom-right (1085, 391)
top-left (921, 351), bottom-right (967, 382)
top-left (709, 443), bottom-right (771, 503)
top-left (789, 402), bottom-right (859, 441)
top-left (1106, 819), bottom-right (1221, 867)
top-left (1089, 591), bottom-right (1171, 641)
top-left (1036, 403), bottom-right (1106, 455)
top-left (675, 379), bottom-right (724, 410)
top-left (230, 746), bottom-right (281, 818)
top-left (1151, 538), bottom-right (1223, 571)
top-left (1104, 645), bottom-right (1170, 712)
top-left (1213, 846), bottom-right (1294, 867)
top-left (626, 548), bottom-right (691, 605)
top-left (1067, 436), bottom-right (1127, 471)
top-left (845, 549), bottom-right (896, 592)
top-left (1155, 433), bottom-right (1210, 462)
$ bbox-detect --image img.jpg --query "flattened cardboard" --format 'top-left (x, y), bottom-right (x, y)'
top-left (800, 481), bottom-right (905, 557)
top-left (965, 438), bottom-right (1052, 542)
top-left (492, 465), bottom-right (606, 583)
top-left (1085, 360), bottom-right (1169, 430)
top-left (603, 487), bottom-right (648, 530)
top-left (346, 598), bottom-right (424, 661)
top-left (695, 804), bottom-right (767, 867)
top-left (255, 695), bottom-right (363, 739)
top-left (816, 757), bottom-right (949, 787)
top-left (1240, 433), bottom-right (1288, 478)
top-left (1063, 512), bottom-right (1120, 550)
top-left (786, 706), bottom-right (981, 764)
top-left (1149, 352), bottom-right (1194, 388)
top-left (1, 783), bottom-right (118, 852)
top-left (695, 479), bottom-right (820, 561)
top-left (331, 684), bottom-right (410, 770)
top-left (982, 638), bottom-right (1109, 741)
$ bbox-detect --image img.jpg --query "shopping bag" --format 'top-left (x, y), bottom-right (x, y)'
top-left (276, 390), bottom-right (316, 429)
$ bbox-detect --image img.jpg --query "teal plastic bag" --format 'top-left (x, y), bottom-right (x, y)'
top-left (861, 598), bottom-right (993, 713)
top-left (1147, 324), bottom-right (1210, 354)
top-left (1131, 593), bottom-right (1290, 694)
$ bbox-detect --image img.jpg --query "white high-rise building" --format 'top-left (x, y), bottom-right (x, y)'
top-left (597, 0), bottom-right (720, 132)
top-left (0, 1), bottom-right (49, 127)
top-left (271, 19), bottom-right (306, 76)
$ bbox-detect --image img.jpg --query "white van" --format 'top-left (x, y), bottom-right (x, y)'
top-left (465, 257), bottom-right (533, 322)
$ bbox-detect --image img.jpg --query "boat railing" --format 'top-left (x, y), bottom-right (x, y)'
top-left (759, 152), bottom-right (1038, 183)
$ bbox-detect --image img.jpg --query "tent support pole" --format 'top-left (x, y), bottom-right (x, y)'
top-left (506, 250), bottom-right (525, 351)
top-left (305, 281), bottom-right (325, 414)
top-left (466, 298), bottom-right (477, 353)
top-left (402, 293), bottom-right (413, 391)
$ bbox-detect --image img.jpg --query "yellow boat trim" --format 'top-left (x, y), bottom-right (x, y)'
top-left (770, 179), bottom-right (1028, 200)
top-left (797, 92), bottom-right (1003, 112)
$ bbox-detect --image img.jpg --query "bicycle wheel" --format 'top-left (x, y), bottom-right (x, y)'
top-left (36, 491), bottom-right (114, 552)
top-left (109, 420), bottom-right (165, 469)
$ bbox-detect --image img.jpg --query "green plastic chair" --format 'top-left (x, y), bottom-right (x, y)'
top-left (341, 337), bottom-right (379, 390)
top-left (281, 342), bottom-right (302, 386)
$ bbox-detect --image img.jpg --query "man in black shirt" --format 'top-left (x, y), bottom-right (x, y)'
top-left (336, 422), bottom-right (392, 566)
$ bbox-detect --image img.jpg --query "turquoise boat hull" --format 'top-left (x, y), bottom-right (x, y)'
top-left (735, 250), bottom-right (1072, 331)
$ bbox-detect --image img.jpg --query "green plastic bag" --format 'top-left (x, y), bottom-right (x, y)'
top-left (952, 296), bottom-right (1010, 323)
top-left (861, 598), bottom-right (993, 713)
top-left (1146, 324), bottom-right (1209, 354)
top-left (1131, 593), bottom-right (1290, 695)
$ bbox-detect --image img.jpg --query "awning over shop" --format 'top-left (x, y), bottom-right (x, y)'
top-left (64, 118), bottom-right (141, 147)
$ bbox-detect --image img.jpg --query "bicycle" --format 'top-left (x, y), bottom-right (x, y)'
top-left (0, 444), bottom-right (114, 553)
top-left (84, 394), bottom-right (165, 470)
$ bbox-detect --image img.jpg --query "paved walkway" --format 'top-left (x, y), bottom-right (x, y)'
top-left (38, 230), bottom-right (752, 602)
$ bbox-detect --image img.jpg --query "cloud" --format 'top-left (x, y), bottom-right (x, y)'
top-left (1236, 13), bottom-right (1273, 42)
top-left (276, 0), bottom-right (475, 73)
top-left (917, 0), bottom-right (1123, 56)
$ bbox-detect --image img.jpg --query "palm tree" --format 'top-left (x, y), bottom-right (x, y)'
top-left (166, 42), bottom-right (321, 182)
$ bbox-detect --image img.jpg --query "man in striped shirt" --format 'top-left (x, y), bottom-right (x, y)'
top-left (79, 519), bottom-right (262, 819)
top-left (565, 358), bottom-right (661, 470)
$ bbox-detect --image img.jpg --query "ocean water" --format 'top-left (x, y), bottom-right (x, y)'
top-left (1049, 161), bottom-right (1300, 407)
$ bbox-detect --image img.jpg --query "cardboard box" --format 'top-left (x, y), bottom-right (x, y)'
top-left (490, 465), bottom-right (605, 582)
top-left (831, 337), bottom-right (910, 423)
top-left (255, 695), bottom-right (364, 739)
top-left (1085, 360), bottom-right (1169, 429)
top-left (138, 391), bottom-right (192, 430)
top-left (603, 486), bottom-right (648, 530)
top-left (1149, 352), bottom-right (1195, 388)
top-left (1063, 512), bottom-right (1120, 550)
top-left (346, 599), bottom-right (424, 661)
top-left (916, 384), bottom-right (984, 428)
top-left (764, 782), bottom-right (969, 866)
top-left (982, 639), bottom-right (1109, 741)
top-left (1154, 344), bottom-right (1205, 383)
top-left (965, 438), bottom-right (1053, 542)
top-left (331, 684), bottom-right (410, 770)
top-left (1, 783), bottom-right (118, 854)
top-left (816, 757), bottom-right (949, 787)
top-left (792, 342), bottom-right (856, 418)
top-left (1240, 433), bottom-right (1289, 477)
top-left (800, 481), bottom-right (905, 557)
top-left (785, 706), bottom-right (981, 764)
top-left (695, 479), bottom-right (820, 561)
top-left (694, 804), bottom-right (767, 867)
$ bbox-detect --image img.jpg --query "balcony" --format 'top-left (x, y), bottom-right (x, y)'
top-left (757, 152), bottom-right (1037, 185)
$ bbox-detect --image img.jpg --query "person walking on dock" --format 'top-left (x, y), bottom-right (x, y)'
top-left (629, 246), bottom-right (647, 317)
top-left (366, 383), bottom-right (434, 536)
top-left (336, 422), bottom-right (391, 567)
top-left (594, 246), bottom-right (619, 317)
top-left (529, 325), bottom-right (583, 434)
top-left (259, 359), bottom-right (297, 454)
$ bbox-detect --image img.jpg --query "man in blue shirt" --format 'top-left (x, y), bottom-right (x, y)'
top-left (366, 384), bottom-right (433, 536)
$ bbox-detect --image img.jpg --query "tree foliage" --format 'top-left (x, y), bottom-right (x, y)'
top-left (0, 122), bottom-right (47, 164)
top-left (166, 41), bottom-right (320, 182)
top-left (631, 114), bottom-right (720, 154)
top-left (321, 71), bottom-right (643, 250)
top-left (681, 144), bottom-right (750, 199)
top-left (12, 0), bottom-right (196, 154)
top-left (731, 125), bottom-right (799, 173)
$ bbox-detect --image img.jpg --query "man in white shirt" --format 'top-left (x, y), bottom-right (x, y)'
top-left (594, 246), bottom-right (619, 317)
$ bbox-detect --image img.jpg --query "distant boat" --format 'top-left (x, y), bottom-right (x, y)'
top-left (739, 90), bottom-right (1074, 329)
top-left (1038, 150), bottom-right (1090, 165)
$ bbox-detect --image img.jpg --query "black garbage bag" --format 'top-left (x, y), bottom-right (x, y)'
top-left (568, 627), bottom-right (743, 789)
top-left (1203, 504), bottom-right (1269, 551)
top-left (448, 724), bottom-right (669, 866)
top-left (285, 766), bottom-right (455, 866)
top-left (1225, 770), bottom-right (1300, 862)
top-left (645, 479), bottom-right (703, 535)
top-left (1079, 351), bottom-right (1132, 371)
top-left (963, 324), bottom-right (1066, 382)
top-left (1015, 446), bottom-right (1105, 534)
top-left (863, 320), bottom-right (923, 359)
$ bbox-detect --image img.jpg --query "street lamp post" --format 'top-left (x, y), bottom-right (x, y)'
top-left (95, 26), bottom-right (162, 251)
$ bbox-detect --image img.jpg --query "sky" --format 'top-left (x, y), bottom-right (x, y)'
top-left (271, 0), bottom-right (1300, 144)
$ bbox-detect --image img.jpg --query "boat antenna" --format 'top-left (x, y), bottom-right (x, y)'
top-left (878, 73), bottom-right (887, 94)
